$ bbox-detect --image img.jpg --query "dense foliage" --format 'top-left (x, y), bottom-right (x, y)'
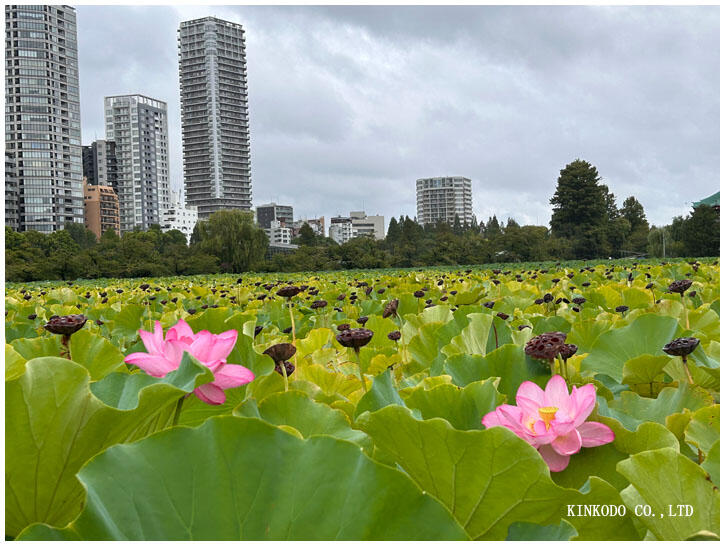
top-left (5, 259), bottom-right (720, 540)
top-left (5, 205), bottom-right (717, 283)
top-left (5, 159), bottom-right (718, 282)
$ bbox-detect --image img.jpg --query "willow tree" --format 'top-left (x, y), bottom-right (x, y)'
top-left (194, 210), bottom-right (268, 272)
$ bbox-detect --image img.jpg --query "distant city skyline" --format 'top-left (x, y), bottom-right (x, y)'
top-left (75, 5), bottom-right (719, 228)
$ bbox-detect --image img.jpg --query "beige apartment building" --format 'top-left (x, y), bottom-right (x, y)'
top-left (84, 182), bottom-right (120, 238)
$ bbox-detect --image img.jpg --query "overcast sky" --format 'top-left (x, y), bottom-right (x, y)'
top-left (76, 5), bottom-right (719, 228)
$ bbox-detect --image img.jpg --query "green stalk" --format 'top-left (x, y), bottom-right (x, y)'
top-left (557, 355), bottom-right (567, 382)
top-left (287, 299), bottom-right (298, 370)
top-left (60, 334), bottom-right (71, 359)
top-left (354, 349), bottom-right (367, 393)
top-left (279, 361), bottom-right (289, 392)
top-left (682, 356), bottom-right (694, 385)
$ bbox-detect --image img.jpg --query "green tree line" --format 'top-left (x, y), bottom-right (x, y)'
top-left (5, 160), bottom-right (719, 281)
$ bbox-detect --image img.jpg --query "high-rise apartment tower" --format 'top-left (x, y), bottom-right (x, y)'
top-left (5, 4), bottom-right (83, 232)
top-left (178, 17), bottom-right (252, 219)
top-left (82, 139), bottom-right (118, 189)
top-left (416, 176), bottom-right (473, 226)
top-left (104, 94), bottom-right (170, 232)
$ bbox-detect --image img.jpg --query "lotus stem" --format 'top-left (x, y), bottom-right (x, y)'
top-left (681, 355), bottom-right (694, 385)
top-left (60, 334), bottom-right (71, 359)
top-left (280, 361), bottom-right (289, 392)
top-left (287, 300), bottom-right (298, 370)
top-left (557, 355), bottom-right (568, 382)
top-left (354, 349), bottom-right (367, 393)
top-left (493, 324), bottom-right (499, 349)
top-left (145, 300), bottom-right (152, 333)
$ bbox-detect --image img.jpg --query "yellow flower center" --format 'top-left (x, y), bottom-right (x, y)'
top-left (538, 406), bottom-right (558, 429)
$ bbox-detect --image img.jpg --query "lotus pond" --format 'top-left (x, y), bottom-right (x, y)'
top-left (5, 259), bottom-right (720, 540)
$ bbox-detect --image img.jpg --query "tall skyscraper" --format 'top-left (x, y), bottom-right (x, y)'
top-left (82, 139), bottom-right (117, 189)
top-left (178, 17), bottom-right (252, 219)
top-left (104, 94), bottom-right (170, 232)
top-left (416, 176), bottom-right (473, 226)
top-left (5, 4), bottom-right (83, 232)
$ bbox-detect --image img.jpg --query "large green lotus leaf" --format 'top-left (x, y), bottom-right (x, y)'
top-left (581, 314), bottom-right (680, 382)
top-left (402, 303), bottom-right (450, 329)
top-left (617, 448), bottom-right (720, 540)
top-left (566, 319), bottom-right (611, 354)
top-left (358, 345), bottom-right (396, 374)
top-left (444, 344), bottom-right (550, 399)
top-left (452, 286), bottom-right (486, 305)
top-left (177, 382), bottom-right (252, 427)
top-left (596, 384), bottom-right (713, 431)
top-left (488, 315), bottom-right (513, 350)
top-left (664, 358), bottom-right (720, 391)
top-left (5, 317), bottom-right (41, 342)
top-left (354, 369), bottom-right (405, 419)
top-left (302, 363), bottom-right (362, 400)
top-left (531, 315), bottom-right (571, 335)
top-left (294, 327), bottom-right (333, 357)
top-left (223, 313), bottom-right (259, 339)
top-left (106, 303), bottom-right (146, 341)
top-left (18, 417), bottom-right (467, 540)
top-left (357, 405), bottom-right (637, 540)
top-left (184, 306), bottom-right (235, 333)
top-left (587, 285), bottom-right (624, 311)
top-left (397, 374), bottom-right (451, 394)
top-left (690, 341), bottom-right (721, 369)
top-left (5, 354), bottom-right (213, 537)
top-left (406, 321), bottom-right (447, 373)
top-left (68, 329), bottom-right (127, 380)
top-left (702, 441), bottom-right (719, 488)
top-left (395, 292), bottom-right (421, 318)
top-left (5, 344), bottom-right (27, 381)
top-left (621, 287), bottom-right (654, 309)
top-left (685, 405), bottom-right (719, 454)
top-left (44, 287), bottom-right (77, 305)
top-left (552, 419), bottom-right (679, 491)
top-left (621, 354), bottom-right (671, 386)
top-left (442, 312), bottom-right (493, 357)
top-left (686, 308), bottom-right (720, 342)
top-left (506, 520), bottom-right (578, 541)
top-left (358, 314), bottom-right (399, 347)
top-left (234, 390), bottom-right (370, 448)
top-left (10, 335), bottom-right (62, 362)
top-left (401, 378), bottom-right (505, 430)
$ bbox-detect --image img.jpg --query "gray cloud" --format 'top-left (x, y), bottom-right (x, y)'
top-left (76, 5), bottom-right (719, 228)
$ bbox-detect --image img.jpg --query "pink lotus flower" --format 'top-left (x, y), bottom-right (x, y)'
top-left (125, 319), bottom-right (254, 405)
top-left (482, 375), bottom-right (614, 471)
